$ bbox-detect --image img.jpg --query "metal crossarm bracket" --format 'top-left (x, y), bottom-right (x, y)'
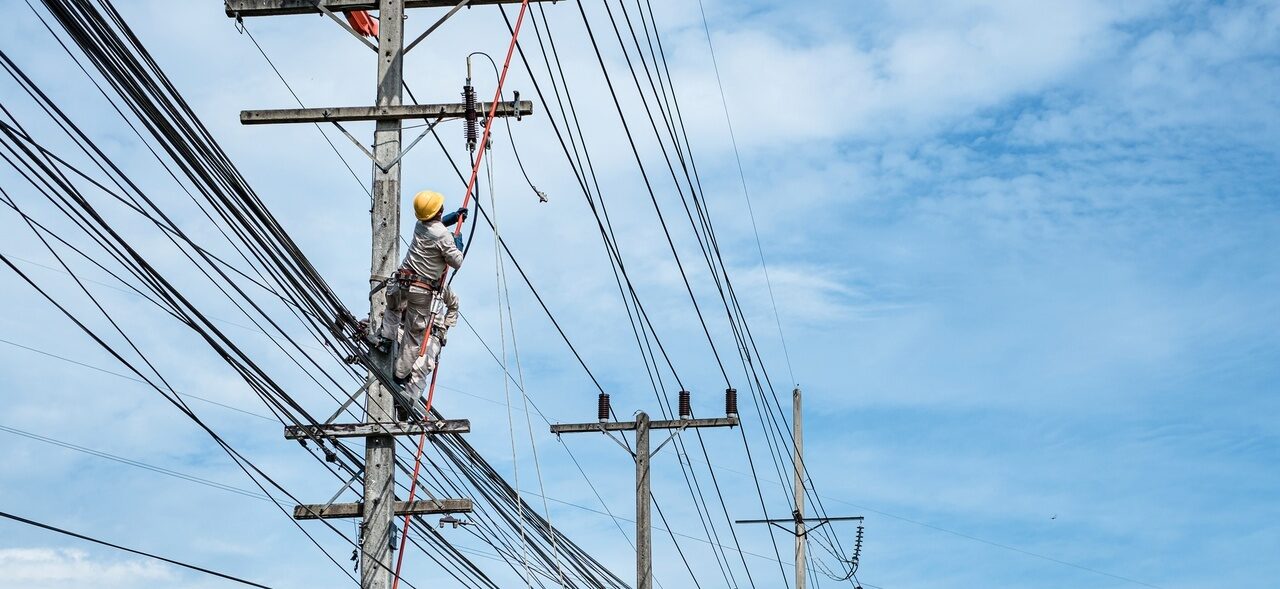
top-left (376, 117), bottom-right (445, 171)
top-left (323, 470), bottom-right (363, 510)
top-left (330, 121), bottom-right (378, 163)
top-left (311, 0), bottom-right (379, 51)
top-left (325, 380), bottom-right (371, 424)
top-left (404, 0), bottom-right (472, 53)
top-left (735, 515), bottom-right (865, 537)
top-left (285, 419), bottom-right (470, 439)
top-left (597, 427), bottom-right (634, 456)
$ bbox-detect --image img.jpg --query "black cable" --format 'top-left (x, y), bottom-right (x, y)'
top-left (12, 0), bottom-right (656, 585)
top-left (0, 424), bottom-right (270, 501)
top-left (499, 4), bottom-right (762, 586)
top-left (0, 510), bottom-right (273, 589)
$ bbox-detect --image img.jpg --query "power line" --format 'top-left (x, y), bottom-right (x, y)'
top-left (691, 0), bottom-right (795, 387)
top-left (0, 424), bottom-right (270, 501)
top-left (3, 326), bottom-right (1157, 588)
top-left (9, 3), bottom-right (628, 583)
top-left (0, 335), bottom-right (276, 421)
top-left (0, 509), bottom-right (273, 589)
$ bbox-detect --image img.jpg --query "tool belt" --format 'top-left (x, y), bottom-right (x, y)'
top-left (394, 267), bottom-right (439, 292)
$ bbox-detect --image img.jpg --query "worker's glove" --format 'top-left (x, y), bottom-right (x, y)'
top-left (454, 235), bottom-right (465, 251)
top-left (442, 207), bottom-right (469, 227)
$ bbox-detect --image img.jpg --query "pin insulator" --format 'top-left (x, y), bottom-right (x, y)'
top-left (725, 388), bottom-right (738, 417)
top-left (597, 393), bottom-right (611, 423)
top-left (463, 84), bottom-right (478, 151)
top-left (678, 389), bottom-right (692, 420)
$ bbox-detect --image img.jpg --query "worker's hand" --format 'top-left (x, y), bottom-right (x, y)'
top-left (454, 235), bottom-right (465, 252)
top-left (442, 207), bottom-right (469, 227)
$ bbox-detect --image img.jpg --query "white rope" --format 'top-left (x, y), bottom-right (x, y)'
top-left (495, 180), bottom-right (567, 587)
top-left (488, 150), bottom-right (533, 585)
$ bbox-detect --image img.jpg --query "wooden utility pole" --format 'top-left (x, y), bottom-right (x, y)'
top-left (551, 391), bottom-right (740, 589)
top-left (225, 1), bottom-right (543, 587)
top-left (793, 387), bottom-right (806, 588)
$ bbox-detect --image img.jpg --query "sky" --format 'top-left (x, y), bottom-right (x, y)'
top-left (1, 0), bottom-right (1278, 588)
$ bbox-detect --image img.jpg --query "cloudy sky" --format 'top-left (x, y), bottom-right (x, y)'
top-left (2, 0), bottom-right (1278, 588)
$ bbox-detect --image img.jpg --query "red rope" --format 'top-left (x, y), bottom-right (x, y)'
top-left (390, 1), bottom-right (531, 586)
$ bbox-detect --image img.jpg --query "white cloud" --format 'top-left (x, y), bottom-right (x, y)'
top-left (0, 548), bottom-right (175, 589)
top-left (668, 0), bottom-right (1164, 148)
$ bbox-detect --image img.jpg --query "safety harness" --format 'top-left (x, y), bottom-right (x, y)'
top-left (393, 267), bottom-right (438, 292)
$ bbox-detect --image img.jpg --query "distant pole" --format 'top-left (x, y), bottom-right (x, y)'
top-left (793, 387), bottom-right (806, 589)
top-left (636, 412), bottom-right (652, 589)
top-left (552, 392), bottom-right (739, 589)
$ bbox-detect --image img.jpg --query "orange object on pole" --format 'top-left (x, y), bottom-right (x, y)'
top-left (344, 10), bottom-right (379, 38)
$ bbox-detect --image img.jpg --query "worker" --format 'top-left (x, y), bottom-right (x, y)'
top-left (377, 190), bottom-right (467, 411)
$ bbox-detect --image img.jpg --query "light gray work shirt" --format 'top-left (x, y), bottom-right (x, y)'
top-left (401, 219), bottom-right (463, 282)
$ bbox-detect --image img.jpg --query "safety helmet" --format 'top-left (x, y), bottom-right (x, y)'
top-left (413, 190), bottom-right (445, 221)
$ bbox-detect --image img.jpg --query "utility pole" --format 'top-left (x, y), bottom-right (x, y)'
top-left (793, 387), bottom-right (806, 589)
top-left (736, 387), bottom-right (864, 589)
top-left (551, 390), bottom-right (741, 589)
top-left (225, 1), bottom-right (544, 587)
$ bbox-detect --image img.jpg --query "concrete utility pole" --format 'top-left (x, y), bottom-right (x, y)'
top-left (225, 1), bottom-right (543, 587)
top-left (736, 387), bottom-right (864, 589)
top-left (551, 390), bottom-right (741, 589)
top-left (793, 387), bottom-right (806, 589)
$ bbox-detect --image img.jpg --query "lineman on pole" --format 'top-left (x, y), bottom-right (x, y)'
top-left (377, 190), bottom-right (466, 411)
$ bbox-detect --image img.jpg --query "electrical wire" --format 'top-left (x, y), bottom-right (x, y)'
top-left (7, 2), bottom-right (629, 585)
top-left (0, 510), bottom-right (273, 588)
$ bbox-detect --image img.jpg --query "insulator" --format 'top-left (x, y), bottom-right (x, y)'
top-left (678, 389), bottom-right (692, 420)
top-left (463, 83), bottom-right (478, 151)
top-left (597, 393), bottom-right (611, 423)
top-left (725, 388), bottom-right (738, 417)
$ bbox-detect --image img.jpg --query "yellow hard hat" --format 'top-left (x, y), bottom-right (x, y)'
top-left (412, 190), bottom-right (445, 221)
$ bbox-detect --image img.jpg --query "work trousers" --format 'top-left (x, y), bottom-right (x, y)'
top-left (380, 282), bottom-right (459, 401)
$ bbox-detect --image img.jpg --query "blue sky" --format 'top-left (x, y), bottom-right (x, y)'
top-left (1, 0), bottom-right (1278, 588)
